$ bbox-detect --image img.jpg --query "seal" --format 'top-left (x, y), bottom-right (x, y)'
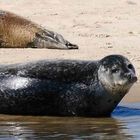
top-left (0, 10), bottom-right (78, 49)
top-left (0, 55), bottom-right (137, 116)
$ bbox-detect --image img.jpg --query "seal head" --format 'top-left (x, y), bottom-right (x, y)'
top-left (98, 55), bottom-right (137, 93)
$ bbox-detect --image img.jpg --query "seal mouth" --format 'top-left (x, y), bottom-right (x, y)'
top-left (128, 75), bottom-right (138, 83)
top-left (129, 76), bottom-right (137, 83)
top-left (124, 72), bottom-right (137, 84)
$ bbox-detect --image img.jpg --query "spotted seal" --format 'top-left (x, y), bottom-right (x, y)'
top-left (0, 55), bottom-right (137, 116)
top-left (0, 10), bottom-right (78, 49)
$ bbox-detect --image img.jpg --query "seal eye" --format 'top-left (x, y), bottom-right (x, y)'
top-left (128, 64), bottom-right (133, 70)
top-left (111, 68), bottom-right (119, 73)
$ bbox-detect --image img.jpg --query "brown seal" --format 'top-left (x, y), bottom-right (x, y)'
top-left (0, 10), bottom-right (78, 49)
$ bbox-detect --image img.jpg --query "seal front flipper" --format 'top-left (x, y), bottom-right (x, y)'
top-left (33, 30), bottom-right (78, 49)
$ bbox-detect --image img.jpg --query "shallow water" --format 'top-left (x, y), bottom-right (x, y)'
top-left (0, 103), bottom-right (139, 140)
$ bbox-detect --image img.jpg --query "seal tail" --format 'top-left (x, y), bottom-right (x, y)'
top-left (32, 30), bottom-right (78, 49)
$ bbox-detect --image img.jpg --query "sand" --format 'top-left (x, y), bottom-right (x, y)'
top-left (0, 0), bottom-right (139, 102)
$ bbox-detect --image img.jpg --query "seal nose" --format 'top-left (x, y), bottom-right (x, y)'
top-left (126, 73), bottom-right (132, 79)
top-left (125, 73), bottom-right (137, 83)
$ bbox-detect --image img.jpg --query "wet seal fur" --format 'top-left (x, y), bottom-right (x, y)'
top-left (0, 55), bottom-right (137, 117)
top-left (0, 10), bottom-right (78, 49)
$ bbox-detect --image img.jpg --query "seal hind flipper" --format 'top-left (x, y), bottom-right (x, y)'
top-left (33, 30), bottom-right (78, 49)
top-left (65, 40), bottom-right (78, 49)
top-left (46, 31), bottom-right (78, 49)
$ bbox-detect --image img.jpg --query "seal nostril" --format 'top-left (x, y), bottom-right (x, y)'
top-left (129, 74), bottom-right (132, 79)
top-left (126, 73), bottom-right (132, 79)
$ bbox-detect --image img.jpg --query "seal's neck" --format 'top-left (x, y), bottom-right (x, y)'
top-left (87, 80), bottom-right (129, 116)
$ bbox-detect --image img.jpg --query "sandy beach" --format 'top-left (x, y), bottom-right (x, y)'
top-left (0, 0), bottom-right (140, 102)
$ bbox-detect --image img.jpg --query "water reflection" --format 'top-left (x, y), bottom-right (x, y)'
top-left (112, 103), bottom-right (140, 140)
top-left (0, 117), bottom-right (131, 140)
top-left (0, 103), bottom-right (139, 140)
top-left (113, 104), bottom-right (140, 117)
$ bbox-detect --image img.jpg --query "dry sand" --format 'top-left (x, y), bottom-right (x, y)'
top-left (0, 0), bottom-right (140, 102)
